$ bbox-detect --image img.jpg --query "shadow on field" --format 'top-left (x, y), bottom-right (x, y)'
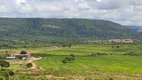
top-left (32, 53), bottom-right (70, 57)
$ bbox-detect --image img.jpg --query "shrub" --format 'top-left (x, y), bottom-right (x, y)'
top-left (9, 70), bottom-right (14, 76)
top-left (20, 51), bottom-right (27, 54)
top-left (91, 52), bottom-right (107, 56)
top-left (61, 59), bottom-right (68, 64)
top-left (116, 46), bottom-right (120, 48)
top-left (26, 63), bottom-right (33, 68)
top-left (65, 56), bottom-right (75, 62)
top-left (123, 52), bottom-right (137, 56)
top-left (69, 54), bottom-right (75, 57)
top-left (61, 54), bottom-right (75, 64)
top-left (0, 60), bottom-right (10, 69)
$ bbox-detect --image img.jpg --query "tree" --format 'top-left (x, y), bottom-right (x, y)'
top-left (61, 59), bottom-right (68, 64)
top-left (61, 54), bottom-right (75, 64)
top-left (9, 70), bottom-right (14, 76)
top-left (116, 46), bottom-right (120, 48)
top-left (69, 54), bottom-right (75, 57)
top-left (26, 63), bottom-right (33, 68)
top-left (20, 51), bottom-right (27, 54)
top-left (0, 70), bottom-right (14, 80)
top-left (0, 60), bottom-right (10, 69)
top-left (65, 56), bottom-right (75, 62)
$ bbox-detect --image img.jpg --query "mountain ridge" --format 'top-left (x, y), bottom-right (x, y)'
top-left (0, 18), bottom-right (139, 42)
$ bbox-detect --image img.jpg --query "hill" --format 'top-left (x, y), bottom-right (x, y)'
top-left (0, 18), bottom-right (138, 43)
top-left (125, 26), bottom-right (142, 32)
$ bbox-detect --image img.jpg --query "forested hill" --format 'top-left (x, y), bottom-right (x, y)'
top-left (125, 26), bottom-right (142, 32)
top-left (0, 18), bottom-right (138, 42)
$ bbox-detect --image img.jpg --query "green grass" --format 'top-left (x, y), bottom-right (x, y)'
top-left (1, 43), bottom-right (141, 73)
top-left (1, 44), bottom-right (141, 55)
top-left (1, 43), bottom-right (142, 80)
top-left (34, 44), bottom-right (142, 55)
top-left (32, 44), bottom-right (142, 74)
top-left (34, 55), bottom-right (142, 73)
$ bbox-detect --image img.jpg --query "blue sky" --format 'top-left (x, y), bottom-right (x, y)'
top-left (0, 0), bottom-right (142, 26)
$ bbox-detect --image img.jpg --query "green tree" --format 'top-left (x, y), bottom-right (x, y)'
top-left (69, 54), bottom-right (75, 57)
top-left (20, 51), bottom-right (27, 54)
top-left (0, 60), bottom-right (10, 69)
top-left (8, 70), bottom-right (14, 76)
top-left (61, 54), bottom-right (75, 64)
top-left (61, 59), bottom-right (68, 64)
top-left (26, 63), bottom-right (33, 68)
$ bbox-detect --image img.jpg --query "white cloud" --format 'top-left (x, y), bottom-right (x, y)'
top-left (0, 0), bottom-right (142, 26)
top-left (0, 5), bottom-right (9, 12)
top-left (15, 0), bottom-right (27, 5)
top-left (134, 5), bottom-right (142, 11)
top-left (73, 0), bottom-right (89, 9)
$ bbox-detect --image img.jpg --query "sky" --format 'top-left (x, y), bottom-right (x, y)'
top-left (0, 0), bottom-right (142, 26)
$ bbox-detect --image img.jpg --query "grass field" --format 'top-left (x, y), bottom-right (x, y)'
top-left (34, 55), bottom-right (142, 73)
top-left (29, 44), bottom-right (142, 55)
top-left (32, 44), bottom-right (142, 73)
top-left (1, 43), bottom-right (142, 79)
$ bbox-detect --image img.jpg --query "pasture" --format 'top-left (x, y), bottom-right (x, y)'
top-left (34, 55), bottom-right (142, 73)
top-left (1, 43), bottom-right (142, 79)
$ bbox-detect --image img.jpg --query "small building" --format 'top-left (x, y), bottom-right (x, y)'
top-left (121, 39), bottom-right (134, 43)
top-left (88, 39), bottom-right (134, 44)
top-left (108, 39), bottom-right (122, 43)
top-left (6, 57), bottom-right (16, 60)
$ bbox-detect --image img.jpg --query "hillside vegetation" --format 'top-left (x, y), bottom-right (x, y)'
top-left (125, 25), bottom-right (142, 32)
top-left (0, 18), bottom-right (138, 42)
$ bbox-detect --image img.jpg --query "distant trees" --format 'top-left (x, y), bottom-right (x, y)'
top-left (0, 18), bottom-right (140, 43)
top-left (123, 52), bottom-right (139, 56)
top-left (61, 54), bottom-right (75, 64)
top-left (62, 44), bottom-right (72, 48)
top-left (91, 52), bottom-right (107, 56)
top-left (111, 46), bottom-right (120, 48)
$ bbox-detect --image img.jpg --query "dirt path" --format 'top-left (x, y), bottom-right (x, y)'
top-left (28, 57), bottom-right (42, 69)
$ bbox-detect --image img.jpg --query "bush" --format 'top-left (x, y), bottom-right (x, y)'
top-left (123, 52), bottom-right (138, 56)
top-left (0, 60), bottom-right (10, 69)
top-left (20, 51), bottom-right (27, 54)
top-left (116, 46), bottom-right (120, 48)
top-left (9, 70), bottom-right (14, 76)
top-left (26, 63), bottom-right (33, 68)
top-left (69, 54), bottom-right (75, 57)
top-left (65, 56), bottom-right (75, 62)
top-left (61, 54), bottom-right (75, 64)
top-left (61, 59), bottom-right (68, 64)
top-left (91, 52), bottom-right (107, 56)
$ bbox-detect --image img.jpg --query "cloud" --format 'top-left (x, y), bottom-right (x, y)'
top-left (73, 0), bottom-right (89, 9)
top-left (90, 0), bottom-right (134, 10)
top-left (0, 5), bottom-right (8, 12)
top-left (0, 0), bottom-right (142, 26)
